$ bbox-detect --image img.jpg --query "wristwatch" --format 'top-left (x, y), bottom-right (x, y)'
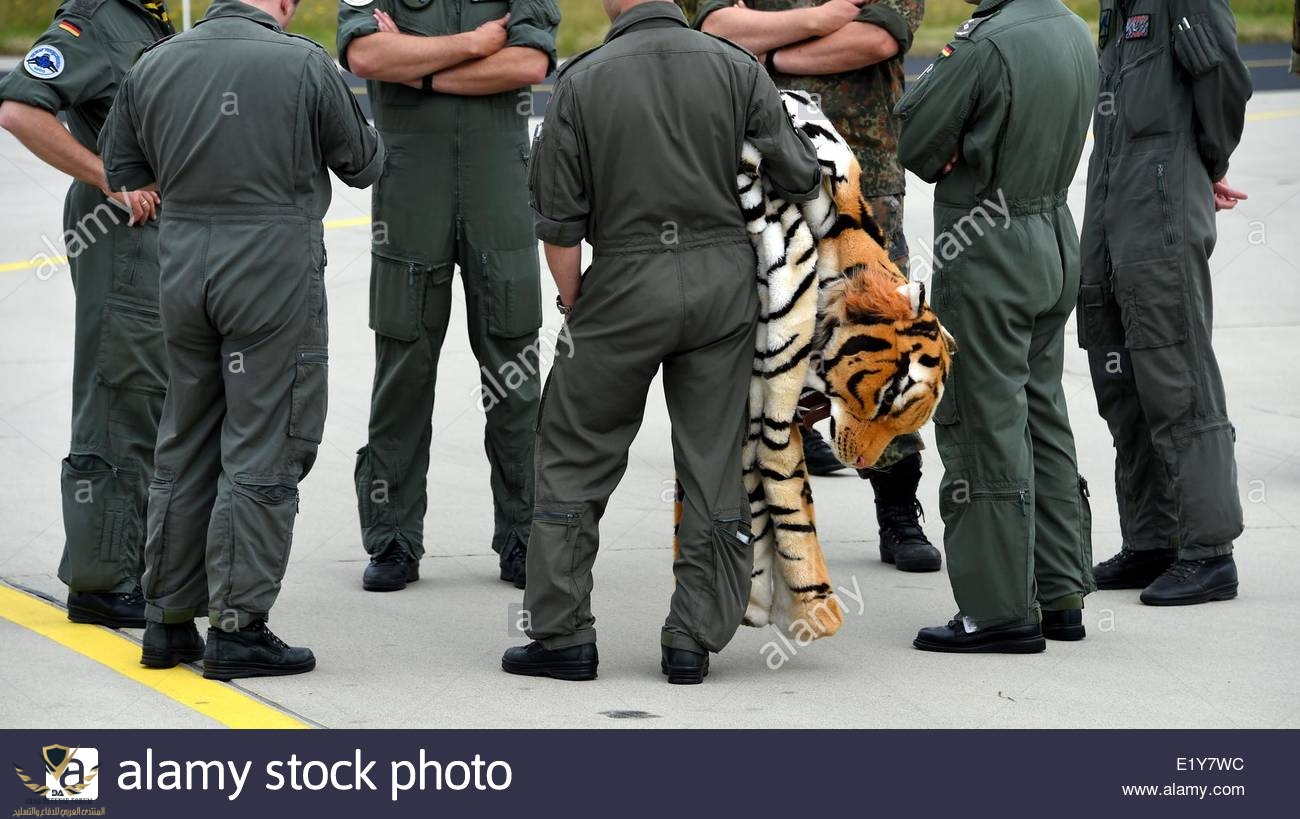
top-left (765, 49), bottom-right (779, 75)
top-left (421, 73), bottom-right (434, 95)
top-left (555, 295), bottom-right (572, 317)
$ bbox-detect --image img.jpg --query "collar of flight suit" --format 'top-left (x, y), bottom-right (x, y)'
top-left (604, 1), bottom-right (690, 44)
top-left (197, 0), bottom-right (283, 31)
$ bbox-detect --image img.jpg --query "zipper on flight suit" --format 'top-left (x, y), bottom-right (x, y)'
top-left (1155, 162), bottom-right (1175, 246)
top-left (534, 510), bottom-right (581, 522)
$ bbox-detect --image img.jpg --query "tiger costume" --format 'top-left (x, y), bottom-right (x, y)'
top-left (676, 91), bottom-right (956, 641)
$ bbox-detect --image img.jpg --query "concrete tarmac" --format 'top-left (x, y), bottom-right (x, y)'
top-left (0, 89), bottom-right (1296, 730)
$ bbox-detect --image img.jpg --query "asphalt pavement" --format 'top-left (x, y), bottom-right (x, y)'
top-left (0, 53), bottom-right (1296, 731)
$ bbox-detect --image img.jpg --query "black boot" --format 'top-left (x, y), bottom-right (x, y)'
top-left (1140, 555), bottom-right (1238, 606)
top-left (868, 454), bottom-right (941, 572)
top-left (67, 587), bottom-right (146, 629)
top-left (501, 641), bottom-right (598, 681)
top-left (1041, 609), bottom-right (1086, 641)
top-left (362, 543), bottom-right (419, 592)
top-left (499, 542), bottom-right (527, 590)
top-left (914, 617), bottom-right (1046, 654)
top-left (802, 426), bottom-right (848, 476)
top-left (661, 646), bottom-right (709, 685)
top-left (203, 621), bottom-right (316, 681)
top-left (141, 621), bottom-right (205, 668)
top-left (1093, 547), bottom-right (1177, 589)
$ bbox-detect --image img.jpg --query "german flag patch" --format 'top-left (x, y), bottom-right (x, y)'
top-left (58, 21), bottom-right (83, 38)
top-left (940, 44), bottom-right (955, 58)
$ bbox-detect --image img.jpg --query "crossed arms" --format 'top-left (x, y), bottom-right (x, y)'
top-left (344, 9), bottom-right (548, 96)
top-left (699, 0), bottom-right (901, 76)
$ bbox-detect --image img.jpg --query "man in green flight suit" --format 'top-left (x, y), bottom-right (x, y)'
top-left (680, 0), bottom-right (943, 575)
top-left (1081, 0), bottom-right (1251, 605)
top-left (338, 0), bottom-right (559, 593)
top-left (894, 0), bottom-right (1098, 652)
top-left (501, 0), bottom-right (821, 684)
top-left (0, 0), bottom-right (172, 628)
top-left (101, 0), bottom-right (385, 678)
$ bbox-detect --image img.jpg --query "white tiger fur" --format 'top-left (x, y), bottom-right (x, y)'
top-left (738, 90), bottom-right (855, 640)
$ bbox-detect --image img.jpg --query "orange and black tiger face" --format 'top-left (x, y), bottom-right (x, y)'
top-left (812, 170), bottom-right (956, 470)
top-left (818, 279), bottom-right (955, 468)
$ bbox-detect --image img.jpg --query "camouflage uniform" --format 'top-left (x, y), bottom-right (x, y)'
top-left (681, 0), bottom-right (924, 468)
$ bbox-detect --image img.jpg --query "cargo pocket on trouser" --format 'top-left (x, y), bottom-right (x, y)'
top-left (526, 506), bottom-right (586, 639)
top-left (369, 251), bottom-right (430, 342)
top-left (225, 477), bottom-right (299, 620)
top-left (1171, 419), bottom-right (1244, 548)
top-left (942, 485), bottom-right (1033, 628)
top-left (1076, 283), bottom-right (1113, 350)
top-left (1114, 259), bottom-right (1188, 350)
top-left (59, 454), bottom-right (141, 590)
top-left (96, 295), bottom-right (167, 394)
top-left (695, 513), bottom-right (754, 652)
top-left (482, 248), bottom-right (543, 338)
top-left (288, 349), bottom-right (328, 444)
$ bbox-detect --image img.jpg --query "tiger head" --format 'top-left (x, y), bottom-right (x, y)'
top-left (810, 173), bottom-right (956, 470)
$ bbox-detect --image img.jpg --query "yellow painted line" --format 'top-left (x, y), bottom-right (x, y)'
top-left (1247, 107), bottom-right (1300, 122)
top-left (0, 255), bottom-right (66, 273)
top-left (0, 585), bottom-right (309, 730)
top-left (1244, 58), bottom-right (1291, 69)
top-left (0, 215), bottom-right (372, 276)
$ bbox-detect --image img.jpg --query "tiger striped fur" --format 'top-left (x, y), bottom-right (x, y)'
top-left (693, 90), bottom-right (955, 642)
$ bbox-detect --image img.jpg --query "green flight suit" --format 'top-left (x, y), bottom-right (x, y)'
top-left (895, 0), bottom-right (1098, 628)
top-left (101, 0), bottom-right (385, 628)
top-left (523, 2), bottom-right (821, 654)
top-left (1079, 0), bottom-right (1250, 560)
top-left (336, 0), bottom-right (559, 563)
top-left (0, 0), bottom-right (172, 595)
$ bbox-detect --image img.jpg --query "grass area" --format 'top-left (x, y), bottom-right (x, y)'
top-left (1, 0), bottom-right (1291, 58)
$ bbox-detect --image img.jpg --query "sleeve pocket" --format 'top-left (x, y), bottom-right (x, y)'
top-left (1172, 15), bottom-right (1225, 77)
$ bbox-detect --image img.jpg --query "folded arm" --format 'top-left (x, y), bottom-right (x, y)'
top-left (344, 12), bottom-right (505, 84)
top-left (773, 21), bottom-right (900, 75)
top-left (699, 1), bottom-right (864, 56)
top-left (433, 47), bottom-right (550, 96)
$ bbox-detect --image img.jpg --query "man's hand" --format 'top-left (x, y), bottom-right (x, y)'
top-left (809, 0), bottom-right (867, 37)
top-left (104, 187), bottom-right (159, 227)
top-left (1213, 177), bottom-right (1247, 211)
top-left (468, 13), bottom-right (511, 58)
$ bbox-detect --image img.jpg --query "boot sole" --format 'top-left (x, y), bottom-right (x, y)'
top-left (362, 573), bottom-right (418, 592)
top-left (1095, 577), bottom-right (1166, 590)
top-left (501, 658), bottom-right (597, 681)
top-left (141, 648), bottom-right (205, 669)
top-left (1140, 582), bottom-right (1238, 607)
top-left (913, 634), bottom-right (1046, 654)
top-left (68, 607), bottom-right (145, 630)
top-left (203, 657), bottom-right (317, 681)
top-left (660, 661), bottom-right (708, 685)
top-left (1042, 625), bottom-right (1087, 641)
top-left (880, 548), bottom-right (942, 573)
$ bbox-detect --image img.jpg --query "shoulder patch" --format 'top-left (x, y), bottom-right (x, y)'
top-left (1123, 14), bottom-right (1150, 40)
top-left (953, 17), bottom-right (986, 39)
top-left (23, 45), bottom-right (65, 79)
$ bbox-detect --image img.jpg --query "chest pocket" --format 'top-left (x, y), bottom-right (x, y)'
top-left (391, 0), bottom-right (449, 36)
top-left (466, 0), bottom-right (511, 27)
top-left (1117, 11), bottom-right (1182, 139)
